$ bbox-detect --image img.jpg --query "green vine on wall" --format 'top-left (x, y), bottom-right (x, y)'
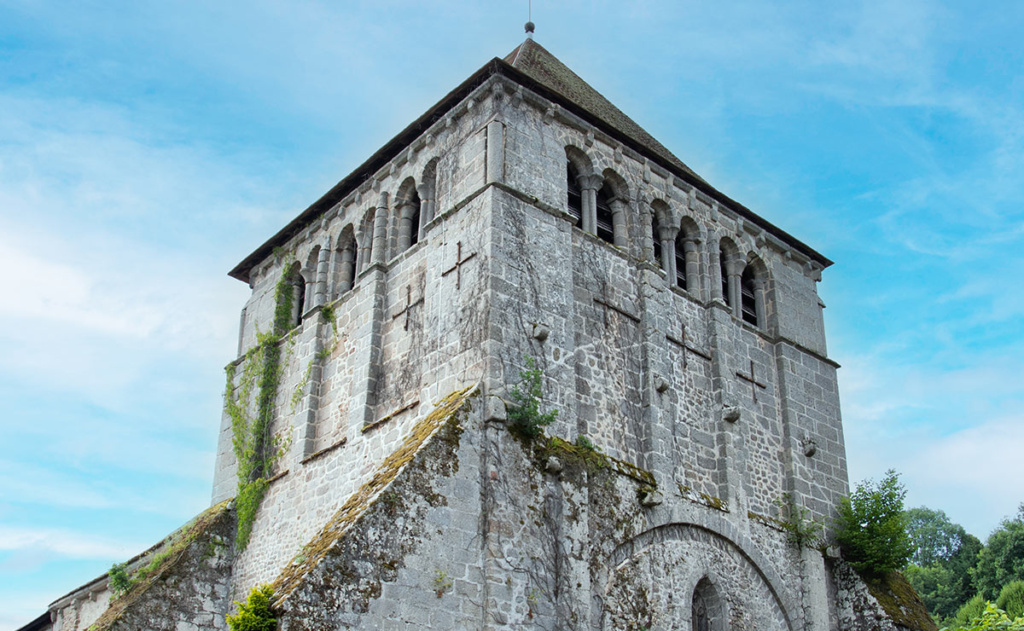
top-left (290, 302), bottom-right (341, 413)
top-left (225, 262), bottom-right (300, 549)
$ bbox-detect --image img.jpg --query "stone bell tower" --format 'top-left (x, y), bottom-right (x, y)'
top-left (34, 30), bottom-right (933, 631)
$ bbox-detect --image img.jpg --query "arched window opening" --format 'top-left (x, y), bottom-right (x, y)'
top-left (651, 213), bottom-right (663, 268)
top-left (675, 230), bottom-right (688, 290)
top-left (595, 184), bottom-right (615, 244)
top-left (567, 161), bottom-right (583, 226)
top-left (692, 577), bottom-right (726, 631)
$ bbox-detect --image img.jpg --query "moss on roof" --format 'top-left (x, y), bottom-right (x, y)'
top-left (865, 571), bottom-right (938, 631)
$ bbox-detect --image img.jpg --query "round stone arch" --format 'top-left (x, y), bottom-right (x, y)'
top-left (599, 522), bottom-right (795, 631)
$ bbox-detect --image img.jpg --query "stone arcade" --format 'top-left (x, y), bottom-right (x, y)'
top-left (29, 32), bottom-right (933, 631)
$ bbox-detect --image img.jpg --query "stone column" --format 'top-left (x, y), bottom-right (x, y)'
top-left (659, 225), bottom-right (678, 281)
top-left (610, 199), bottom-right (628, 248)
top-left (371, 192), bottom-right (389, 265)
top-left (396, 200), bottom-right (416, 252)
top-left (314, 239), bottom-right (330, 307)
top-left (416, 183), bottom-right (434, 241)
top-left (579, 174), bottom-right (601, 235)
top-left (338, 242), bottom-right (356, 293)
top-left (725, 259), bottom-right (744, 318)
top-left (753, 277), bottom-right (767, 328)
top-left (486, 120), bottom-right (505, 185)
top-left (683, 237), bottom-right (701, 294)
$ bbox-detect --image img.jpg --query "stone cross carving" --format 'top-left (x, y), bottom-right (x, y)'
top-left (441, 241), bottom-right (478, 290)
top-left (391, 285), bottom-right (424, 331)
top-left (736, 359), bottom-right (767, 403)
top-left (665, 323), bottom-right (712, 370)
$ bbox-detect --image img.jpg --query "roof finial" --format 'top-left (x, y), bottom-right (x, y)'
top-left (525, 0), bottom-right (535, 39)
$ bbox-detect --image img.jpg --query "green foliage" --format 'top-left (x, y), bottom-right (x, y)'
top-left (226, 584), bottom-right (277, 631)
top-left (507, 356), bottom-right (558, 440)
top-left (996, 581), bottom-right (1024, 619)
top-left (433, 569), bottom-right (453, 598)
top-left (973, 505), bottom-right (1024, 600)
top-left (908, 507), bottom-right (975, 567)
top-left (905, 506), bottom-right (984, 622)
top-left (107, 562), bottom-right (132, 598)
top-left (775, 493), bottom-right (824, 549)
top-left (225, 267), bottom-right (298, 550)
top-left (951, 595), bottom-right (989, 628)
top-left (943, 602), bottom-right (1024, 631)
top-left (834, 470), bottom-right (914, 578)
top-left (574, 434), bottom-right (595, 450)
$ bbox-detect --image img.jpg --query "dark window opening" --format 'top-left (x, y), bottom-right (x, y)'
top-left (675, 234), bottom-right (688, 290)
top-left (408, 189), bottom-right (421, 248)
top-left (290, 272), bottom-right (306, 329)
top-left (567, 162), bottom-right (582, 226)
top-left (741, 265), bottom-right (758, 325)
top-left (595, 185), bottom-right (615, 244)
top-left (720, 251), bottom-right (730, 307)
top-left (651, 214), bottom-right (663, 268)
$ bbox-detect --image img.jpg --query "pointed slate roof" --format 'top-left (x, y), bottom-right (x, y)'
top-left (504, 38), bottom-right (705, 184)
top-left (229, 38), bottom-right (830, 282)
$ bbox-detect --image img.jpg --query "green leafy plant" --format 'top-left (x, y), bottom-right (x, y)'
top-left (107, 562), bottom-right (132, 598)
top-left (507, 356), bottom-right (558, 439)
top-left (942, 602), bottom-right (1024, 631)
top-left (775, 493), bottom-right (824, 549)
top-left (833, 469), bottom-right (913, 578)
top-left (433, 569), bottom-right (453, 598)
top-left (997, 581), bottom-right (1024, 619)
top-left (574, 434), bottom-right (595, 450)
top-left (227, 584), bottom-right (277, 631)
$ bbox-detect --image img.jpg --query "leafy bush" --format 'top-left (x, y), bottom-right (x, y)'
top-left (227, 584), bottom-right (277, 631)
top-left (950, 595), bottom-right (988, 628)
top-left (507, 356), bottom-right (557, 439)
top-left (942, 602), bottom-right (1024, 631)
top-left (107, 561), bottom-right (133, 598)
top-left (996, 581), bottom-right (1024, 619)
top-left (834, 469), bottom-right (914, 578)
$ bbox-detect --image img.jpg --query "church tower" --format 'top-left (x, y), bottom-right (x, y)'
top-left (37, 33), bottom-right (934, 631)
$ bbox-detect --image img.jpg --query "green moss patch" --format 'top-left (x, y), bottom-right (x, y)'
top-left (865, 571), bottom-right (939, 631)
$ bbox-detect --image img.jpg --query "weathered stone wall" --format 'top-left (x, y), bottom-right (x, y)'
top-left (50, 502), bottom-right (235, 631)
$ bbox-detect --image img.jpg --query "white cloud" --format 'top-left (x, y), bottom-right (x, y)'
top-left (0, 526), bottom-right (144, 560)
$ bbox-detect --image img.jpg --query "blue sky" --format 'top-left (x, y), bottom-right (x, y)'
top-left (1, 1), bottom-right (1022, 627)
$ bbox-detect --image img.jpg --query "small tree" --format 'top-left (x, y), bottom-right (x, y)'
top-left (834, 469), bottom-right (914, 578)
top-left (227, 584), bottom-right (277, 631)
top-left (507, 356), bottom-right (558, 439)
